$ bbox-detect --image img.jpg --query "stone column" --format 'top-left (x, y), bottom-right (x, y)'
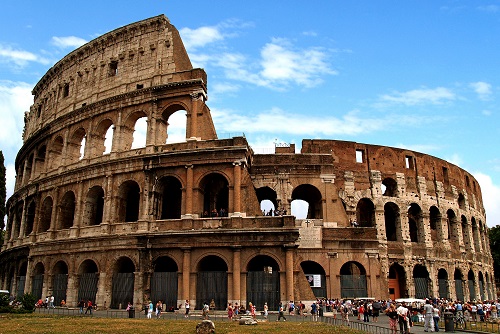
top-left (232, 246), bottom-right (241, 305)
top-left (182, 247), bottom-right (191, 301)
top-left (232, 161), bottom-right (241, 216)
top-left (18, 198), bottom-right (27, 240)
top-left (285, 245), bottom-right (295, 301)
top-left (133, 271), bottom-right (143, 309)
top-left (96, 272), bottom-right (107, 309)
top-left (49, 188), bottom-right (60, 234)
top-left (188, 93), bottom-right (200, 139)
top-left (184, 165), bottom-right (194, 217)
top-left (66, 272), bottom-right (78, 307)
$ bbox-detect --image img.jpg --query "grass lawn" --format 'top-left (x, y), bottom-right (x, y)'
top-left (0, 314), bottom-right (366, 334)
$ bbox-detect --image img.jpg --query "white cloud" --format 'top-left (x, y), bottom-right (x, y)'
top-left (212, 107), bottom-right (384, 136)
top-left (469, 81), bottom-right (492, 101)
top-left (260, 38), bottom-right (337, 88)
top-left (179, 26), bottom-right (224, 50)
top-left (0, 45), bottom-right (50, 67)
top-left (380, 87), bottom-right (456, 106)
top-left (474, 172), bottom-right (500, 227)
top-left (477, 5), bottom-right (500, 12)
top-left (51, 36), bottom-right (87, 49)
top-left (0, 81), bottom-right (32, 148)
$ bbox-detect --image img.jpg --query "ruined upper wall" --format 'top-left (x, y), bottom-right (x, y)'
top-left (23, 14), bottom-right (202, 142)
top-left (301, 139), bottom-right (484, 212)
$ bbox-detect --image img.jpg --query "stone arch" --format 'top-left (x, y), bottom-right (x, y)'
top-left (111, 256), bottom-right (136, 309)
top-left (458, 193), bottom-right (466, 210)
top-left (454, 268), bottom-right (464, 301)
top-left (151, 256), bottom-right (178, 310)
top-left (155, 175), bottom-right (182, 219)
top-left (247, 255), bottom-right (280, 311)
top-left (31, 262), bottom-right (45, 299)
top-left (471, 217), bottom-right (481, 252)
top-left (461, 215), bottom-right (471, 249)
top-left (117, 180), bottom-right (141, 222)
top-left (478, 271), bottom-right (486, 301)
top-left (198, 173), bottom-right (229, 218)
top-left (16, 261), bottom-right (28, 299)
top-left (77, 259), bottom-right (99, 306)
top-left (467, 269), bottom-right (476, 301)
top-left (300, 260), bottom-right (327, 300)
top-left (413, 264), bottom-right (430, 298)
top-left (429, 206), bottom-right (440, 242)
top-left (408, 203), bottom-right (423, 243)
top-left (356, 198), bottom-right (375, 227)
top-left (52, 260), bottom-right (69, 306)
top-left (24, 153), bottom-right (34, 185)
top-left (24, 199), bottom-right (36, 236)
top-left (92, 118), bottom-right (114, 156)
top-left (389, 263), bottom-right (407, 300)
top-left (291, 184), bottom-right (322, 219)
top-left (382, 177), bottom-right (398, 197)
top-left (49, 135), bottom-right (64, 170)
top-left (384, 202), bottom-right (401, 241)
top-left (160, 103), bottom-right (189, 144)
top-left (447, 209), bottom-right (459, 243)
top-left (58, 191), bottom-right (76, 230)
top-left (256, 186), bottom-right (278, 214)
top-left (437, 268), bottom-right (449, 298)
top-left (67, 127), bottom-right (86, 163)
top-left (123, 110), bottom-right (148, 150)
top-left (340, 261), bottom-right (367, 298)
top-left (39, 196), bottom-right (53, 232)
top-left (13, 202), bottom-right (23, 239)
top-left (35, 144), bottom-right (47, 177)
top-left (196, 255), bottom-right (228, 310)
top-left (83, 186), bottom-right (105, 226)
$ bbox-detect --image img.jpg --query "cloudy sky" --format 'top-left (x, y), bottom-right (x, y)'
top-left (1, 1), bottom-right (499, 226)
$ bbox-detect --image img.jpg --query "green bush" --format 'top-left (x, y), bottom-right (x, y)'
top-left (19, 293), bottom-right (36, 312)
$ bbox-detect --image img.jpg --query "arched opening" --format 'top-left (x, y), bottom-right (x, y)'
top-left (300, 261), bottom-right (327, 299)
top-left (356, 198), bottom-right (375, 227)
top-left (454, 269), bottom-right (464, 301)
top-left (16, 262), bottom-right (27, 299)
top-left (437, 269), bottom-right (449, 298)
top-left (196, 255), bottom-right (228, 310)
top-left (35, 145), bottom-right (46, 177)
top-left (161, 107), bottom-right (187, 144)
top-left (472, 217), bottom-right (481, 252)
top-left (458, 193), bottom-right (466, 210)
top-left (467, 270), bottom-right (476, 301)
top-left (117, 181), bottom-right (141, 222)
top-left (151, 256), bottom-right (178, 311)
top-left (49, 136), bottom-right (64, 170)
top-left (155, 176), bottom-right (182, 219)
top-left (83, 186), bottom-right (104, 226)
top-left (93, 119), bottom-right (114, 156)
top-left (111, 257), bottom-right (135, 309)
top-left (58, 191), bottom-right (75, 230)
top-left (447, 209), bottom-right (458, 242)
top-left (340, 261), bottom-right (367, 298)
top-left (429, 206), bottom-right (440, 242)
top-left (247, 255), bottom-right (280, 311)
top-left (388, 263), bottom-right (407, 300)
top-left (413, 264), bottom-right (430, 299)
top-left (31, 262), bottom-right (44, 299)
top-left (77, 260), bottom-right (99, 304)
top-left (408, 203), bottom-right (423, 243)
top-left (52, 261), bottom-right (68, 306)
top-left (291, 199), bottom-right (308, 219)
top-left (39, 196), bottom-right (53, 233)
top-left (24, 200), bottom-right (36, 236)
top-left (131, 116), bottom-right (148, 149)
top-left (13, 204), bottom-right (23, 239)
top-left (199, 173), bottom-right (229, 218)
top-left (461, 216), bottom-right (470, 248)
top-left (67, 128), bottom-right (86, 163)
top-left (382, 177), bottom-right (398, 197)
top-left (384, 202), bottom-right (400, 241)
top-left (478, 271), bottom-right (485, 301)
top-left (256, 186), bottom-right (278, 215)
top-left (291, 184), bottom-right (322, 219)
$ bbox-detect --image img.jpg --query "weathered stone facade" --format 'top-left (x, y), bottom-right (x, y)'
top-left (0, 15), bottom-right (495, 311)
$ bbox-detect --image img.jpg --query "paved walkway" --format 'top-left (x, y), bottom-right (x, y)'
top-left (35, 307), bottom-right (472, 333)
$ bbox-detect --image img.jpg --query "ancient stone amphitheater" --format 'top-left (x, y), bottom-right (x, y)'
top-left (0, 15), bottom-right (495, 311)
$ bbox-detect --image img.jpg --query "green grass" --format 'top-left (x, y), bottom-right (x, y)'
top-left (0, 314), bottom-right (366, 334)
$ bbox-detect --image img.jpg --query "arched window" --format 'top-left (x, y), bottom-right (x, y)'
top-left (291, 184), bottom-right (322, 219)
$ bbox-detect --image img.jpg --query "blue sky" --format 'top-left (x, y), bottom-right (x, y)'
top-left (1, 1), bottom-right (499, 227)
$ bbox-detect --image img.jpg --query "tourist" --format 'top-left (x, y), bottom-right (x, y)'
top-left (227, 302), bottom-right (234, 321)
top-left (423, 299), bottom-right (434, 332)
top-left (184, 299), bottom-right (190, 318)
top-left (147, 300), bottom-right (153, 319)
top-left (263, 302), bottom-right (268, 319)
top-left (276, 302), bottom-right (286, 321)
top-left (385, 303), bottom-right (398, 334)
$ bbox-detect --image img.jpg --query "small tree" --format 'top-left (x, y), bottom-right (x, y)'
top-left (19, 293), bottom-right (36, 312)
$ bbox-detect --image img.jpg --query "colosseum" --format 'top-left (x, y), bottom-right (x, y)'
top-left (0, 15), bottom-right (496, 311)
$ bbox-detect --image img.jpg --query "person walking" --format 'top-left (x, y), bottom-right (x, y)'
top-left (184, 300), bottom-right (190, 318)
top-left (423, 299), bottom-right (434, 332)
top-left (396, 302), bottom-right (409, 334)
top-left (147, 300), bottom-right (153, 319)
top-left (263, 302), bottom-right (268, 319)
top-left (432, 303), bottom-right (440, 332)
top-left (276, 302), bottom-right (286, 321)
top-left (85, 300), bottom-right (93, 315)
